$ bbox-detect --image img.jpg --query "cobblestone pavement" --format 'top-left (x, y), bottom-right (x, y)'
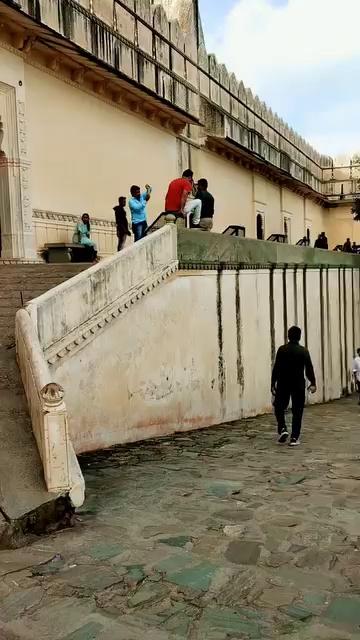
top-left (1, 399), bottom-right (360, 639)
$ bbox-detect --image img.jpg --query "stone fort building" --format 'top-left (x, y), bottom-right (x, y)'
top-left (1, 0), bottom-right (360, 540)
top-left (0, 0), bottom-right (359, 261)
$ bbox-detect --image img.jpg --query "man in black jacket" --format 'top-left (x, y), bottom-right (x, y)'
top-left (114, 197), bottom-right (131, 251)
top-left (194, 178), bottom-right (215, 231)
top-left (271, 326), bottom-right (316, 447)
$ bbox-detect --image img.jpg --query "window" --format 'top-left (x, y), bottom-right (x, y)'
top-left (283, 216), bottom-right (291, 243)
top-left (256, 213), bottom-right (265, 240)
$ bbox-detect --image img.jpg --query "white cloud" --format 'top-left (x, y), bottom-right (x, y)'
top-left (208, 0), bottom-right (360, 157)
top-left (218, 0), bottom-right (360, 89)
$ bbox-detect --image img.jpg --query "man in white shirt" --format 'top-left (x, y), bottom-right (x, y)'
top-left (353, 348), bottom-right (360, 405)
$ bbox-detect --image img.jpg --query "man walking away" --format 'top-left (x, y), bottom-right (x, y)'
top-left (195, 178), bottom-right (215, 231)
top-left (343, 238), bottom-right (352, 253)
top-left (353, 348), bottom-right (360, 405)
top-left (271, 326), bottom-right (316, 447)
top-left (114, 197), bottom-right (131, 251)
top-left (165, 170), bottom-right (202, 226)
top-left (129, 184), bottom-right (152, 242)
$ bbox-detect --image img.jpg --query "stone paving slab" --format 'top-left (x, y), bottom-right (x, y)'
top-left (1, 398), bottom-right (360, 638)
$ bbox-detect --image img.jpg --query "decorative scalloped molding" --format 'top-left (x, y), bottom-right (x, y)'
top-left (45, 260), bottom-right (178, 365)
top-left (33, 209), bottom-right (116, 228)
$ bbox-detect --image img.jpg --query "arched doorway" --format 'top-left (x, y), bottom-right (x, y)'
top-left (256, 213), bottom-right (264, 240)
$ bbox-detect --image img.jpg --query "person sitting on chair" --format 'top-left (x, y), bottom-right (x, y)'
top-left (75, 213), bottom-right (98, 262)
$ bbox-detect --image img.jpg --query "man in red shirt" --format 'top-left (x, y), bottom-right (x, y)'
top-left (165, 169), bottom-right (202, 226)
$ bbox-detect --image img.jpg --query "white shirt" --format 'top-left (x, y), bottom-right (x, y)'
top-left (353, 356), bottom-right (360, 382)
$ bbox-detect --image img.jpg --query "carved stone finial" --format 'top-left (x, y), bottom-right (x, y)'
top-left (41, 383), bottom-right (65, 406)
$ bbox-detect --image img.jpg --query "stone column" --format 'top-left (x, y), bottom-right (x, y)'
top-left (0, 82), bottom-right (36, 260)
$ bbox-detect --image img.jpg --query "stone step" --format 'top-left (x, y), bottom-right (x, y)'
top-left (0, 307), bottom-right (19, 317)
top-left (0, 274), bottom-right (82, 281)
top-left (0, 282), bottom-right (69, 290)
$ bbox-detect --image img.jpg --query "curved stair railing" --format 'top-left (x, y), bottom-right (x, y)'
top-left (222, 225), bottom-right (246, 237)
top-left (146, 213), bottom-right (188, 235)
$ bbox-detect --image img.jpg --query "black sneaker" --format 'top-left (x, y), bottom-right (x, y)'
top-left (278, 429), bottom-right (289, 444)
top-left (289, 438), bottom-right (300, 447)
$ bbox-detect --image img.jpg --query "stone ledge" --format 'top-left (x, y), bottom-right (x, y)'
top-left (178, 229), bottom-right (360, 269)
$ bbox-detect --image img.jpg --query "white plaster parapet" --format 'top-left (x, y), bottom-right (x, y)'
top-left (44, 260), bottom-right (178, 365)
top-left (15, 309), bottom-right (85, 506)
top-left (27, 224), bottom-right (178, 355)
top-left (15, 225), bottom-right (177, 503)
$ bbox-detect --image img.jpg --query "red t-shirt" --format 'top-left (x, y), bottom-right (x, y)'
top-left (165, 178), bottom-right (192, 212)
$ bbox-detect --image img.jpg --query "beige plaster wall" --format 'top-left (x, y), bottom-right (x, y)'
top-left (253, 176), bottom-right (282, 239)
top-left (192, 149), bottom-right (253, 233)
top-left (0, 47), bottom-right (338, 255)
top-left (25, 64), bottom-right (178, 225)
top-left (325, 206), bottom-right (360, 249)
top-left (192, 148), bottom-right (326, 241)
top-left (304, 200), bottom-right (326, 246)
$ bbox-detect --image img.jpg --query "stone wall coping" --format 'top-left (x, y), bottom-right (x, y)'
top-left (177, 230), bottom-right (360, 269)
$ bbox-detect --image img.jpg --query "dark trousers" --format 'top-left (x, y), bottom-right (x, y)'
top-left (132, 221), bottom-right (147, 242)
top-left (274, 386), bottom-right (305, 440)
top-left (117, 234), bottom-right (127, 252)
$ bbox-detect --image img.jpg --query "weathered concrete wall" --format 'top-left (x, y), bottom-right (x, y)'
top-left (30, 228), bottom-right (360, 454)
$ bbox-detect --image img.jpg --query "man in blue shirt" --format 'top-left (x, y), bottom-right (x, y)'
top-left (128, 184), bottom-right (152, 242)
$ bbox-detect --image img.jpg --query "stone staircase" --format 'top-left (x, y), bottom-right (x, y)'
top-left (0, 263), bottom-right (88, 348)
top-left (0, 264), bottom-right (88, 546)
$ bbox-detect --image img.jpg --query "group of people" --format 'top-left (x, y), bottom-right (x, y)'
top-left (314, 232), bottom-right (359, 253)
top-left (75, 174), bottom-right (359, 263)
top-left (72, 169), bottom-right (214, 260)
top-left (340, 238), bottom-right (359, 254)
top-left (113, 169), bottom-right (215, 251)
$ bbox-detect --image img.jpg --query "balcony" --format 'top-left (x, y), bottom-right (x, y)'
top-left (322, 165), bottom-right (360, 204)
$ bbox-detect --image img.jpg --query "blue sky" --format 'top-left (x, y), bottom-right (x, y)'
top-left (198, 0), bottom-right (360, 158)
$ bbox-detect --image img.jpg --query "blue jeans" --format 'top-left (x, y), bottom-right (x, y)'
top-left (132, 221), bottom-right (147, 242)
